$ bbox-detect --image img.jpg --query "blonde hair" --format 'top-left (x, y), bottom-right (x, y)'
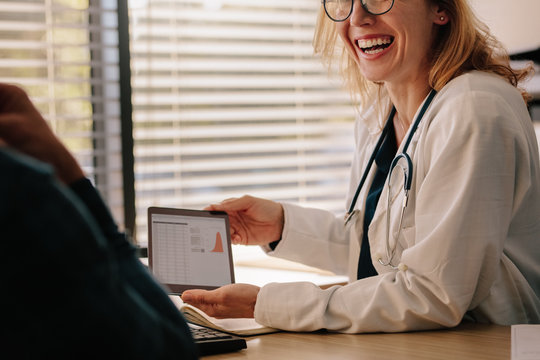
top-left (313, 0), bottom-right (533, 108)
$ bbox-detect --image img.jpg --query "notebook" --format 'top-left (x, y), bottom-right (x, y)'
top-left (147, 207), bottom-right (247, 355)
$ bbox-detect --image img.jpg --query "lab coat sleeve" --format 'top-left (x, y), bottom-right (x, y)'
top-left (268, 202), bottom-right (350, 275)
top-left (254, 83), bottom-right (532, 332)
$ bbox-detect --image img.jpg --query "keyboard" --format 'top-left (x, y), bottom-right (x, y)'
top-left (189, 322), bottom-right (247, 356)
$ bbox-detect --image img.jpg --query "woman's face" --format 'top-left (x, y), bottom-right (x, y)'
top-left (336, 0), bottom-right (447, 86)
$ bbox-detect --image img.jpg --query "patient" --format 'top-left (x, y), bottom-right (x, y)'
top-left (0, 83), bottom-right (198, 358)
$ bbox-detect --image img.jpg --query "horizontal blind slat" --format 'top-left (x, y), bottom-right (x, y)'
top-left (0, 0), bottom-right (125, 228)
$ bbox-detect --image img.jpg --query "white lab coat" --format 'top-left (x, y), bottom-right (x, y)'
top-left (254, 71), bottom-right (540, 333)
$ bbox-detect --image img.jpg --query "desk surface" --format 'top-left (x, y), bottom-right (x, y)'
top-left (202, 323), bottom-right (509, 360)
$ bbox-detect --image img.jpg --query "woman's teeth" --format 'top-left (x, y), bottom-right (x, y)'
top-left (357, 37), bottom-right (393, 55)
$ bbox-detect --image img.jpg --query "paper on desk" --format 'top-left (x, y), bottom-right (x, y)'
top-left (512, 324), bottom-right (540, 360)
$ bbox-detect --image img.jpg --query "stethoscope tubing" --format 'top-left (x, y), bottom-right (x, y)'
top-left (347, 89), bottom-right (437, 214)
top-left (347, 108), bottom-right (396, 215)
top-left (346, 89), bottom-right (437, 267)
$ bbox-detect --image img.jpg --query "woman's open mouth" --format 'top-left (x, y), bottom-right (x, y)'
top-left (357, 36), bottom-right (394, 55)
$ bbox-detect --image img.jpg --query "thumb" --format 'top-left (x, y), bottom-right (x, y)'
top-left (181, 289), bottom-right (214, 304)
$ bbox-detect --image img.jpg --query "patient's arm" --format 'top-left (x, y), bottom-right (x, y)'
top-left (0, 83), bottom-right (84, 184)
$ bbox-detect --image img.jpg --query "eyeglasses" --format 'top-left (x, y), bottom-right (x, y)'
top-left (322, 0), bottom-right (395, 22)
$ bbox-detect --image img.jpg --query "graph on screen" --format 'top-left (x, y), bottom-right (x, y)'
top-left (211, 232), bottom-right (224, 252)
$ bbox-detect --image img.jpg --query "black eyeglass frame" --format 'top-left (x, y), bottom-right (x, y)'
top-left (322, 0), bottom-right (395, 22)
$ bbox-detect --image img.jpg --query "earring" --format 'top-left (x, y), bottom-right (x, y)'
top-left (440, 16), bottom-right (445, 21)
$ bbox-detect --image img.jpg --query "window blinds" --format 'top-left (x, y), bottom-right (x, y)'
top-left (129, 0), bottom-right (356, 245)
top-left (0, 0), bottom-right (124, 227)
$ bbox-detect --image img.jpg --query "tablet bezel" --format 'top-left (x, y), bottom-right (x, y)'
top-left (147, 206), bottom-right (235, 294)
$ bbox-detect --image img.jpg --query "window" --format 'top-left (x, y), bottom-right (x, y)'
top-left (128, 0), bottom-right (356, 247)
top-left (0, 0), bottom-right (125, 227)
top-left (1, 0), bottom-right (356, 253)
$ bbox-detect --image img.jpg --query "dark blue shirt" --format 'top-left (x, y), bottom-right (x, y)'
top-left (0, 148), bottom-right (198, 359)
top-left (357, 126), bottom-right (398, 279)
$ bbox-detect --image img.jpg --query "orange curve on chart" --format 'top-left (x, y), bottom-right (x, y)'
top-left (211, 232), bottom-right (224, 252)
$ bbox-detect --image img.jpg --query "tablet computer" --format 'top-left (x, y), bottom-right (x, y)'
top-left (147, 207), bottom-right (235, 294)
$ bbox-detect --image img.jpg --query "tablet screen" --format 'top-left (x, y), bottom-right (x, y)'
top-left (148, 207), bottom-right (235, 294)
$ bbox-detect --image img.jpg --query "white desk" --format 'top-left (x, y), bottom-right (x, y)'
top-left (140, 256), bottom-right (348, 289)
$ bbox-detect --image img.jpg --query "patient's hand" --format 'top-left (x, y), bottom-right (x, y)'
top-left (0, 83), bottom-right (84, 184)
top-left (182, 283), bottom-right (260, 319)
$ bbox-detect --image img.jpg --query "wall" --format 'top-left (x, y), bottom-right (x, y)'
top-left (469, 0), bottom-right (540, 53)
top-left (468, 0), bottom-right (540, 149)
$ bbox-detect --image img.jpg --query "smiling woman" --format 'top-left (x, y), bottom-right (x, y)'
top-left (315, 0), bottom-right (532, 108)
top-left (181, 0), bottom-right (540, 334)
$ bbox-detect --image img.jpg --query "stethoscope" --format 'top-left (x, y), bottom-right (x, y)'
top-left (345, 89), bottom-right (437, 269)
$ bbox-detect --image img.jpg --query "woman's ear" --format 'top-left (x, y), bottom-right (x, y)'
top-left (432, 6), bottom-right (449, 25)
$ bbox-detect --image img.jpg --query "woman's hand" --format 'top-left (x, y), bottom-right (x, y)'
top-left (205, 195), bottom-right (284, 246)
top-left (0, 83), bottom-right (84, 184)
top-left (181, 284), bottom-right (260, 319)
